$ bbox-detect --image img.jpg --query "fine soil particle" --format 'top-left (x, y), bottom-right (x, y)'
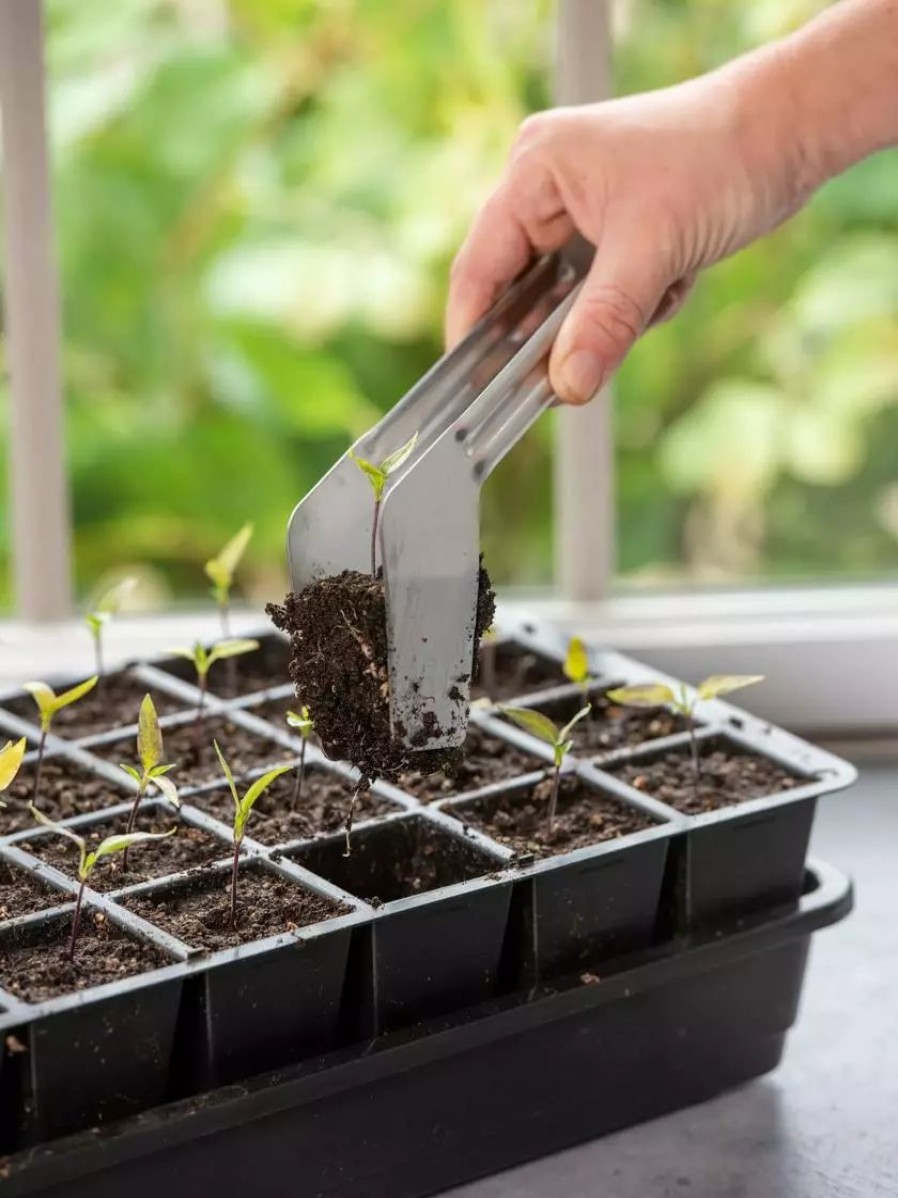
top-left (611, 741), bottom-right (802, 816)
top-left (125, 864), bottom-right (347, 950)
top-left (267, 566), bottom-right (495, 782)
top-left (289, 816), bottom-right (500, 904)
top-left (451, 774), bottom-right (654, 859)
top-left (89, 717), bottom-right (289, 789)
top-left (397, 724), bottom-right (543, 802)
top-left (0, 860), bottom-right (66, 922)
top-left (20, 813), bottom-right (221, 892)
top-left (471, 641), bottom-right (567, 701)
top-left (160, 637), bottom-right (291, 699)
top-left (0, 912), bottom-right (169, 1004)
top-left (3, 758), bottom-right (128, 833)
top-left (1, 675), bottom-right (184, 739)
top-left (502, 690), bottom-right (681, 760)
top-left (191, 768), bottom-right (397, 846)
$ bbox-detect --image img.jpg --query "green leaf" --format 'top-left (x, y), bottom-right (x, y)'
top-left (83, 829), bottom-right (176, 878)
top-left (696, 675), bottom-right (765, 702)
top-left (93, 577), bottom-right (138, 617)
top-left (149, 763), bottom-right (176, 777)
top-left (559, 704), bottom-right (592, 743)
top-left (168, 645), bottom-right (199, 662)
top-left (286, 707), bottom-right (314, 737)
top-left (84, 613), bottom-right (104, 637)
top-left (380, 431), bottom-right (419, 476)
top-left (206, 638), bottom-right (259, 669)
top-left (0, 738), bottom-right (27, 793)
top-left (500, 706), bottom-right (561, 747)
top-left (234, 764), bottom-right (291, 842)
top-left (52, 676), bottom-right (99, 715)
top-left (563, 636), bottom-right (590, 687)
top-left (213, 740), bottom-right (240, 812)
top-left (349, 451), bottom-right (388, 500)
top-left (606, 684), bottom-right (677, 710)
top-left (205, 522), bottom-right (253, 593)
top-left (149, 773), bottom-right (179, 808)
top-left (119, 763), bottom-right (142, 783)
top-left (137, 694), bottom-right (163, 772)
top-left (23, 682), bottom-right (57, 725)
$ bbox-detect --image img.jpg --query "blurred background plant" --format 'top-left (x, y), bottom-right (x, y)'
top-left (0, 0), bottom-right (896, 612)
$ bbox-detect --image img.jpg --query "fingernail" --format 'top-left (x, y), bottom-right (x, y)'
top-left (559, 350), bottom-right (604, 403)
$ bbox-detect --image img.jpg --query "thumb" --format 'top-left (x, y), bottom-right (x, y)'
top-left (549, 244), bottom-right (669, 405)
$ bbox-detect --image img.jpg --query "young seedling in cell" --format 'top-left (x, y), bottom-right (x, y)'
top-left (213, 741), bottom-right (290, 928)
top-left (119, 694), bottom-right (179, 869)
top-left (205, 523), bottom-right (253, 639)
top-left (349, 432), bottom-right (419, 576)
top-left (500, 704), bottom-right (592, 836)
top-left (29, 804), bottom-right (174, 960)
top-left (84, 577), bottom-right (137, 680)
top-left (0, 737), bottom-right (27, 809)
top-left (285, 707), bottom-right (314, 806)
top-left (563, 636), bottom-right (593, 696)
top-left (607, 675), bottom-right (764, 796)
top-left (168, 639), bottom-right (259, 726)
top-left (23, 677), bottom-right (99, 801)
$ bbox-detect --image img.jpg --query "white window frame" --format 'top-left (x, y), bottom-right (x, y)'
top-left (1, 0), bottom-right (895, 738)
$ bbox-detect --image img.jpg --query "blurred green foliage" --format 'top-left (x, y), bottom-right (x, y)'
top-left (0, 0), bottom-right (896, 614)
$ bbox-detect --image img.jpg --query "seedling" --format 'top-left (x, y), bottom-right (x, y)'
top-left (349, 432), bottom-right (419, 575)
top-left (213, 742), bottom-right (290, 928)
top-left (607, 675), bottom-right (764, 793)
top-left (29, 804), bottom-right (174, 959)
top-left (23, 677), bottom-right (99, 801)
top-left (119, 694), bottom-right (179, 869)
top-left (84, 577), bottom-right (137, 679)
top-left (205, 523), bottom-right (253, 638)
top-left (0, 738), bottom-right (27, 808)
top-left (501, 704), bottom-right (591, 835)
top-left (168, 639), bottom-right (259, 724)
top-left (563, 636), bottom-right (593, 695)
top-left (285, 707), bottom-right (314, 805)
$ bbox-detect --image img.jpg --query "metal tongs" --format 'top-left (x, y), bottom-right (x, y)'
top-left (287, 237), bottom-right (593, 752)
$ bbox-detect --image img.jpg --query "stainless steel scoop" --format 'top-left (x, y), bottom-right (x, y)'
top-left (287, 237), bottom-right (593, 751)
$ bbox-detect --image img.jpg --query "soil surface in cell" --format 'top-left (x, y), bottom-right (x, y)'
top-left (505, 691), bottom-right (681, 759)
top-left (21, 812), bottom-right (220, 892)
top-left (455, 774), bottom-right (654, 859)
top-left (3, 759), bottom-right (126, 833)
top-left (613, 743), bottom-right (801, 815)
top-left (163, 639), bottom-right (291, 699)
top-left (90, 717), bottom-right (287, 788)
top-left (126, 866), bottom-right (347, 950)
top-left (398, 723), bottom-right (542, 802)
top-left (2, 675), bottom-right (184, 739)
top-left (193, 767), bottom-right (396, 845)
top-left (470, 642), bottom-right (567, 701)
top-left (0, 912), bottom-right (168, 1003)
top-left (0, 860), bottom-right (65, 921)
top-left (268, 566), bottom-right (495, 783)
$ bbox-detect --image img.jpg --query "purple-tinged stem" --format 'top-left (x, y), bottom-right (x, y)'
top-left (66, 882), bottom-right (86, 961)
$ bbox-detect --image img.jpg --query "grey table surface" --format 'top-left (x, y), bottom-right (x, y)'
top-left (444, 758), bottom-right (898, 1198)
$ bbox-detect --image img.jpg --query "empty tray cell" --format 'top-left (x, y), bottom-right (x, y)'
top-left (397, 723), bottom-right (544, 803)
top-left (0, 858), bottom-right (70, 923)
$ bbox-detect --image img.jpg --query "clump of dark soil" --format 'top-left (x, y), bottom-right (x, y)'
top-left (452, 774), bottom-right (654, 859)
top-left (289, 815), bottom-right (500, 904)
top-left (612, 741), bottom-right (801, 815)
top-left (125, 864), bottom-right (346, 950)
top-left (20, 813), bottom-right (220, 892)
top-left (4, 759), bottom-right (127, 833)
top-left (89, 717), bottom-right (289, 788)
top-left (191, 768), bottom-right (397, 846)
top-left (471, 641), bottom-right (567, 701)
top-left (501, 690), bottom-right (681, 760)
top-left (0, 912), bottom-right (170, 1003)
top-left (2, 675), bottom-right (184, 740)
top-left (0, 860), bottom-right (67, 921)
top-left (268, 565), bottom-right (495, 782)
top-left (397, 724), bottom-right (542, 802)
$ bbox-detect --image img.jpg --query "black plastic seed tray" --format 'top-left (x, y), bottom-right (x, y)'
top-left (0, 619), bottom-right (856, 1184)
top-left (0, 859), bottom-right (852, 1198)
